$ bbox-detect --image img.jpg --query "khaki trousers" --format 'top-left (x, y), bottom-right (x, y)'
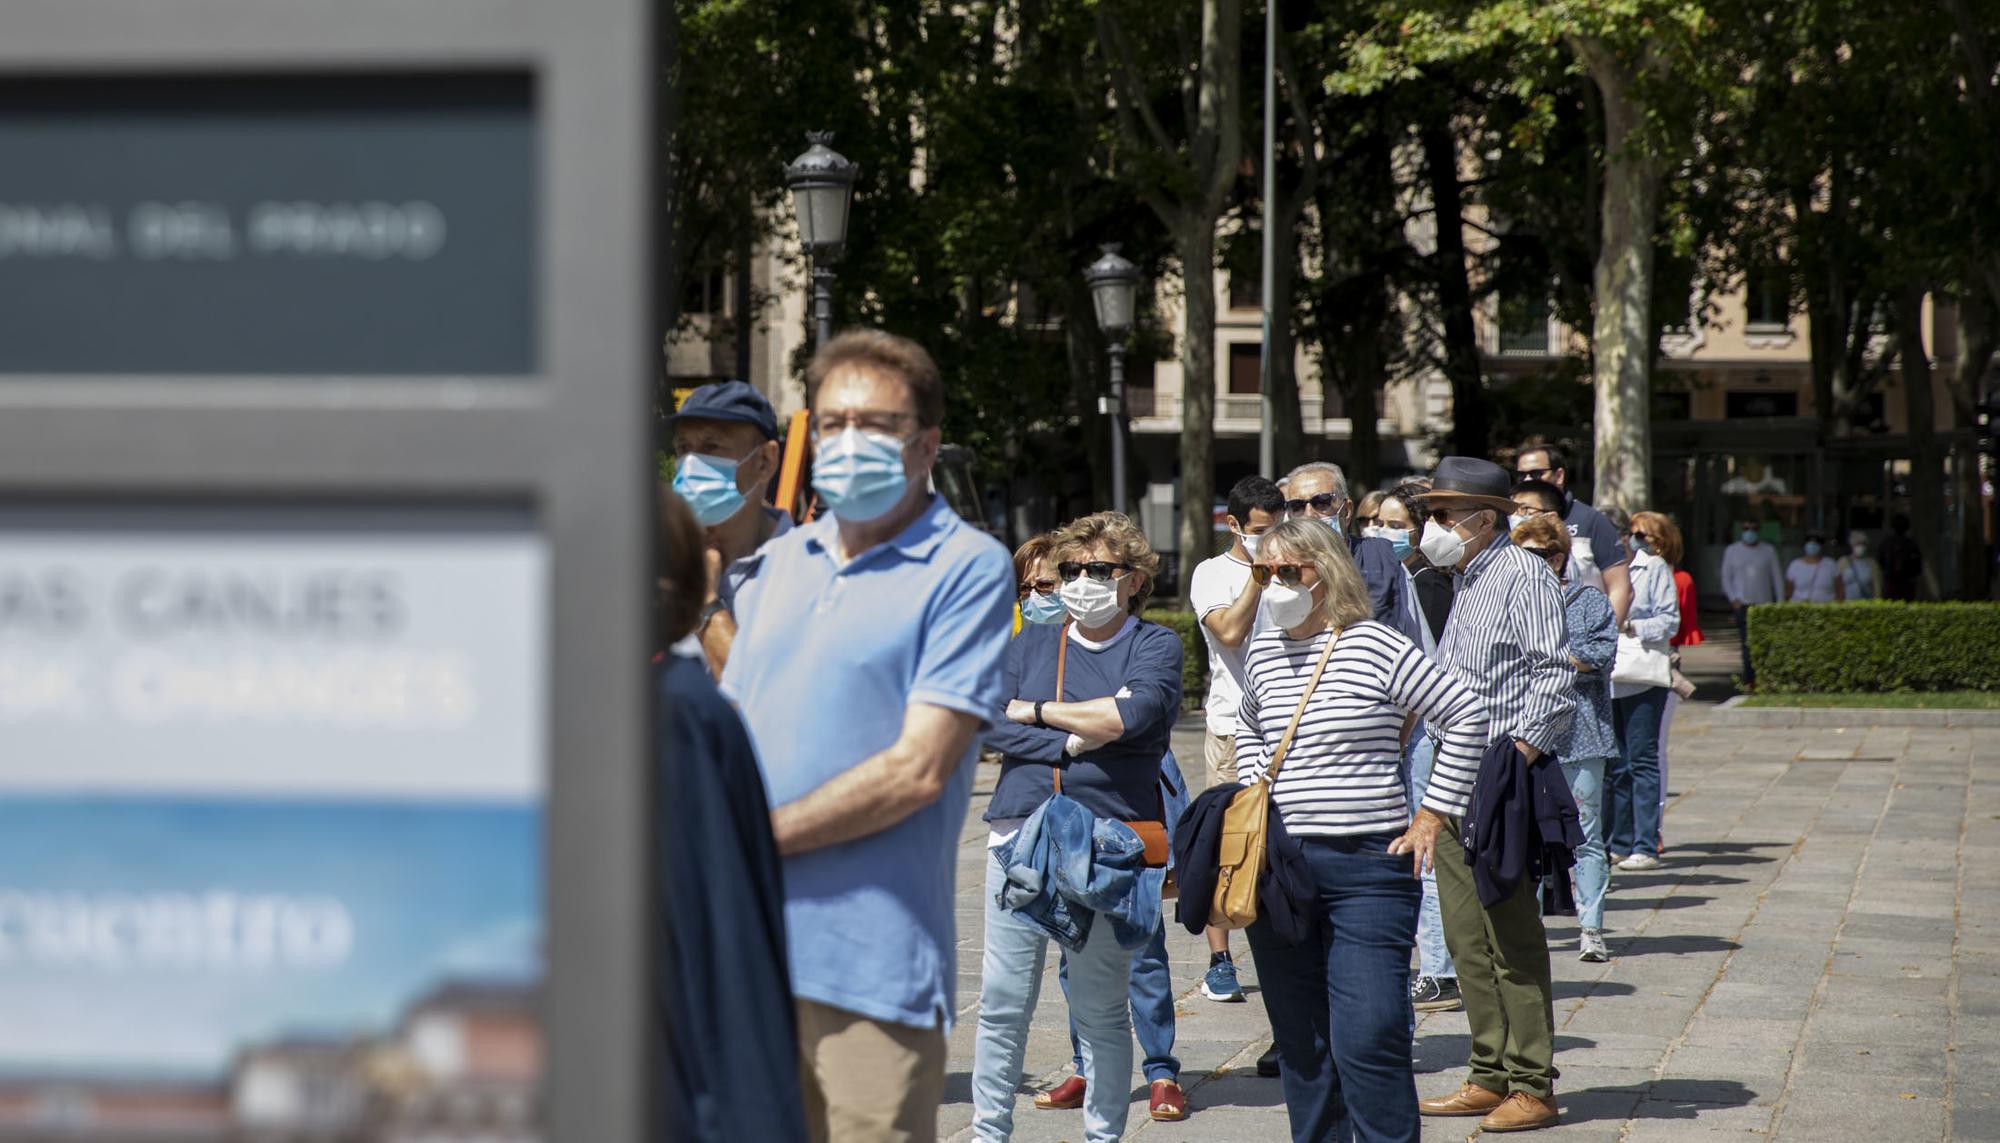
top-left (1432, 821), bottom-right (1559, 1099)
top-left (1202, 730), bottom-right (1237, 790)
top-left (795, 999), bottom-right (947, 1143)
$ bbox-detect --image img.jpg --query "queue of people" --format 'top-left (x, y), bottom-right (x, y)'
top-left (657, 327), bottom-right (1770, 1141)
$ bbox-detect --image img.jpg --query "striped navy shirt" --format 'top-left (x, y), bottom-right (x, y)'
top-left (1435, 535), bottom-right (1576, 753)
top-left (1235, 620), bottom-right (1491, 836)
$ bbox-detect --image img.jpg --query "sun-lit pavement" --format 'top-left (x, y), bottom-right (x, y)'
top-left (939, 677), bottom-right (2000, 1140)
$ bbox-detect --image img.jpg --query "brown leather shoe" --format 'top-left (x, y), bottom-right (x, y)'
top-left (1148, 1079), bottom-right (1187, 1122)
top-left (1418, 1082), bottom-right (1505, 1117)
top-left (1033, 1075), bottom-right (1085, 1110)
top-left (1479, 1091), bottom-right (1559, 1132)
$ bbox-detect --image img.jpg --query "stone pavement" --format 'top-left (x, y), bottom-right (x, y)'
top-left (939, 705), bottom-right (2000, 1141)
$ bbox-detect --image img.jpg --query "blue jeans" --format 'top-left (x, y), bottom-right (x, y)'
top-left (1608, 687), bottom-right (1668, 859)
top-left (973, 850), bottom-right (1134, 1142)
top-left (1405, 734), bottom-right (1454, 980)
top-left (1061, 919), bottom-right (1179, 1083)
top-left (1561, 757), bottom-right (1609, 930)
top-left (1246, 833), bottom-right (1422, 1143)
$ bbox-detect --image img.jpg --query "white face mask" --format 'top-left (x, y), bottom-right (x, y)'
top-left (1508, 512), bottom-right (1533, 533)
top-left (1263, 579), bottom-right (1319, 629)
top-left (1059, 575), bottom-right (1126, 628)
top-left (1237, 531), bottom-right (1262, 559)
top-left (1420, 519), bottom-right (1469, 568)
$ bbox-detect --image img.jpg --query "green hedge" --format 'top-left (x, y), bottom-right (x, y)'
top-left (1143, 609), bottom-right (1210, 711)
top-left (1747, 602), bottom-right (2000, 693)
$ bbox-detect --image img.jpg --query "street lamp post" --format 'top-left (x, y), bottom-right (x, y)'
top-left (1085, 244), bottom-right (1141, 515)
top-left (785, 132), bottom-right (859, 348)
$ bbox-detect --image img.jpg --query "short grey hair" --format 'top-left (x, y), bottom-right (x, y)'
top-left (1281, 461), bottom-right (1349, 503)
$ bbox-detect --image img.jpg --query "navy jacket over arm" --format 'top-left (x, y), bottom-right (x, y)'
top-left (1461, 739), bottom-right (1587, 909)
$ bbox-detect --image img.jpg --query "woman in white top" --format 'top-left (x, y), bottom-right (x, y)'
top-left (1837, 532), bottom-right (1882, 601)
top-left (1233, 518), bottom-right (1490, 1143)
top-left (1785, 532), bottom-right (1844, 603)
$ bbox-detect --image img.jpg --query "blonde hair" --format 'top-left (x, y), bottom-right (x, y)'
top-left (1630, 511), bottom-right (1684, 567)
top-left (1258, 518), bottom-right (1372, 629)
top-left (1051, 512), bottom-right (1161, 614)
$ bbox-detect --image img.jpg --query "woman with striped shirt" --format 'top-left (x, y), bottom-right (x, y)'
top-left (1235, 519), bottom-right (1491, 1143)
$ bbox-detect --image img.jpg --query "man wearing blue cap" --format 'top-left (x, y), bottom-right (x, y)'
top-left (666, 379), bottom-right (790, 673)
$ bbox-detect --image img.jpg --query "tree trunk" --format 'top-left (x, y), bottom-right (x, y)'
top-left (1337, 276), bottom-right (1388, 491)
top-left (1897, 285), bottom-right (1944, 598)
top-left (1267, 205), bottom-right (1306, 477)
top-left (1579, 44), bottom-right (1661, 514)
top-left (1179, 215), bottom-right (1220, 594)
top-left (1421, 121), bottom-right (1486, 459)
top-left (732, 225), bottom-right (754, 382)
top-left (1951, 291), bottom-right (1996, 598)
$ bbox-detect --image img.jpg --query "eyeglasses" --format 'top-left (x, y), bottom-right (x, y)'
top-left (1057, 561), bottom-right (1133, 583)
top-left (1018, 578), bottom-right (1057, 598)
top-left (1249, 563), bottom-right (1307, 587)
top-left (1284, 493), bottom-right (1340, 515)
top-left (812, 409), bottom-right (918, 438)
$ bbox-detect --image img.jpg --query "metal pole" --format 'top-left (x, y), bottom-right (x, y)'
top-left (1257, 0), bottom-right (1277, 479)
top-left (1108, 341), bottom-right (1129, 514)
top-left (812, 263), bottom-right (835, 347)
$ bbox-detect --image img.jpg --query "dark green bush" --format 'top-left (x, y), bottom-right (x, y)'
top-left (1747, 602), bottom-right (2000, 693)
top-left (1143, 609), bottom-right (1210, 710)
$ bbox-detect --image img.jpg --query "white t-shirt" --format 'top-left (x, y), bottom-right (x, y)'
top-left (1786, 557), bottom-right (1839, 603)
top-left (1190, 552), bottom-right (1259, 736)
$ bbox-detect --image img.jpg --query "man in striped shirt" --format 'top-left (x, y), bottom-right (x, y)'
top-left (1415, 456), bottom-right (1576, 1134)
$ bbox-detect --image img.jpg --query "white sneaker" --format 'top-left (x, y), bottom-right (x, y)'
top-left (1578, 929), bottom-right (1610, 962)
top-left (1618, 853), bottom-right (1662, 871)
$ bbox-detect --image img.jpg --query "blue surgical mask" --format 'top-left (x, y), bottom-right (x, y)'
top-left (1020, 591), bottom-right (1066, 625)
top-left (1384, 529), bottom-right (1412, 561)
top-left (813, 426), bottom-right (911, 523)
top-left (672, 453), bottom-right (748, 527)
top-left (1741, 529), bottom-right (1759, 545)
top-left (1325, 516), bottom-right (1343, 538)
top-left (1631, 539), bottom-right (1652, 556)
top-left (1803, 541), bottom-right (1822, 557)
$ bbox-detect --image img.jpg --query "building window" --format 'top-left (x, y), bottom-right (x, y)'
top-left (1498, 293), bottom-right (1550, 353)
top-left (1653, 391), bottom-right (1693, 421)
top-left (680, 264), bottom-right (729, 317)
top-left (1725, 389), bottom-right (1798, 419)
top-left (1228, 272), bottom-right (1261, 311)
top-left (1744, 267), bottom-right (1788, 329)
top-left (1228, 342), bottom-right (1262, 394)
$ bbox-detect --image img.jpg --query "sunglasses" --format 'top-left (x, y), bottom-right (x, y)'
top-left (1284, 493), bottom-right (1340, 515)
top-left (1516, 467), bottom-right (1555, 482)
top-left (1249, 563), bottom-right (1308, 587)
top-left (1018, 578), bottom-right (1058, 597)
top-left (1057, 560), bottom-right (1133, 583)
top-left (1630, 532), bottom-right (1652, 545)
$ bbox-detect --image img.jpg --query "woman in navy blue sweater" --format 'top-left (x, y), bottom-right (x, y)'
top-left (971, 512), bottom-right (1184, 1142)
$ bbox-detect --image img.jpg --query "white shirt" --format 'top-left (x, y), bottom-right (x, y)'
top-left (1189, 552), bottom-right (1259, 736)
top-left (1721, 540), bottom-right (1785, 605)
top-left (1787, 557), bottom-right (1839, 603)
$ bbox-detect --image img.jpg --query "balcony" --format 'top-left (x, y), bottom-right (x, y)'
top-left (1129, 391), bottom-right (1395, 439)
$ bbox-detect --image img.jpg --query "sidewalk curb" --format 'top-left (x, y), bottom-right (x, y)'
top-left (1705, 694), bottom-right (2000, 729)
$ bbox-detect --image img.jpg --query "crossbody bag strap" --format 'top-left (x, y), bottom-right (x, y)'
top-left (1263, 627), bottom-right (1342, 785)
top-left (1053, 619), bottom-right (1072, 795)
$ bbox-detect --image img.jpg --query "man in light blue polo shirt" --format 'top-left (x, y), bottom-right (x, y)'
top-left (723, 328), bottom-right (1013, 1142)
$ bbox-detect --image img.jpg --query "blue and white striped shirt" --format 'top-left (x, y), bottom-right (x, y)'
top-left (1436, 535), bottom-right (1576, 755)
top-left (1235, 621), bottom-right (1491, 836)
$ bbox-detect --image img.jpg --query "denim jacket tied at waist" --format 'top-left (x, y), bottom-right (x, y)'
top-left (993, 793), bottom-right (1164, 953)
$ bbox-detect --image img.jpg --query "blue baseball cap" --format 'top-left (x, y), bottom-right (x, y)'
top-left (666, 380), bottom-right (780, 441)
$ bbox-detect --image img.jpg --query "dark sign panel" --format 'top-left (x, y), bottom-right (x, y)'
top-left (0, 75), bottom-right (536, 375)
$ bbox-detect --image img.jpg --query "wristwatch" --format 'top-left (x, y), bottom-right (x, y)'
top-left (1033, 700), bottom-right (1048, 727)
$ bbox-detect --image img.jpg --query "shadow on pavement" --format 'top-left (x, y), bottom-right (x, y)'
top-left (1611, 934), bottom-right (1742, 957)
top-left (1552, 978), bottom-right (1637, 1000)
top-left (1605, 894), bottom-right (1716, 911)
top-left (1557, 1076), bottom-right (1761, 1125)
